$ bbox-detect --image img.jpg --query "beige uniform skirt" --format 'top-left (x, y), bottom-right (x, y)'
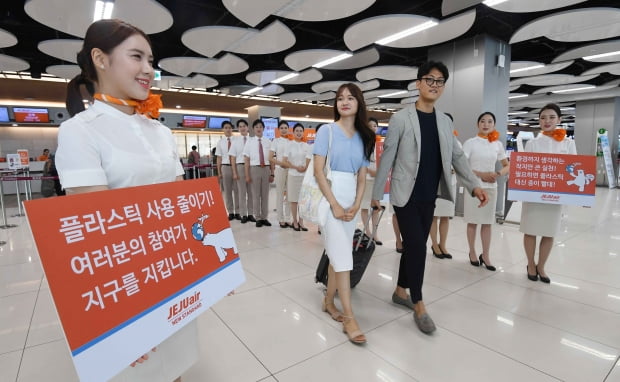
top-left (464, 187), bottom-right (497, 224)
top-left (519, 202), bottom-right (562, 237)
top-left (286, 174), bottom-right (304, 203)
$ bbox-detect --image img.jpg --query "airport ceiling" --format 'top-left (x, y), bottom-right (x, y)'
top-left (0, 0), bottom-right (619, 126)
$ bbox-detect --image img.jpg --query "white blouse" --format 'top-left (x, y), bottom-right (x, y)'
top-left (525, 133), bottom-right (577, 155)
top-left (271, 137), bottom-right (291, 168)
top-left (462, 136), bottom-right (507, 189)
top-left (285, 140), bottom-right (312, 176)
top-left (56, 101), bottom-right (184, 189)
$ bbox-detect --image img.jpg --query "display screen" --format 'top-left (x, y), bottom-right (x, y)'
top-left (377, 126), bottom-right (388, 136)
top-left (0, 107), bottom-right (9, 122)
top-left (13, 107), bottom-right (50, 123)
top-left (261, 117), bottom-right (279, 140)
top-left (208, 117), bottom-right (230, 129)
top-left (182, 115), bottom-right (207, 128)
top-left (286, 121), bottom-right (299, 128)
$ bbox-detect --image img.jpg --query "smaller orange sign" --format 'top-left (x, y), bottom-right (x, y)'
top-left (17, 149), bottom-right (29, 167)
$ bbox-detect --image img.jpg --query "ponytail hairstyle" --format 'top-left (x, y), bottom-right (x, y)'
top-left (66, 19), bottom-right (151, 116)
top-left (333, 83), bottom-right (375, 161)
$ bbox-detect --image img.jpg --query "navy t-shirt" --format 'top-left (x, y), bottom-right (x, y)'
top-left (412, 109), bottom-right (442, 202)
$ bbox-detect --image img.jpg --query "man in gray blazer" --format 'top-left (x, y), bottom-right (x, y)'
top-left (371, 61), bottom-right (488, 334)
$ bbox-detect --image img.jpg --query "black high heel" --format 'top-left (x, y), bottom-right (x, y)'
top-left (479, 254), bottom-right (496, 271)
top-left (469, 253), bottom-right (480, 267)
top-left (527, 266), bottom-right (538, 281)
top-left (536, 265), bottom-right (550, 283)
top-left (440, 248), bottom-right (452, 259)
top-left (432, 247), bottom-right (444, 259)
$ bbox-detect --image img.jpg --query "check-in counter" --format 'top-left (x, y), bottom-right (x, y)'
top-left (0, 161), bottom-right (46, 194)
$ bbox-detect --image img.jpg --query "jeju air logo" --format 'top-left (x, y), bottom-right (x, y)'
top-left (167, 291), bottom-right (201, 323)
top-left (565, 162), bottom-right (595, 192)
top-left (191, 213), bottom-right (238, 262)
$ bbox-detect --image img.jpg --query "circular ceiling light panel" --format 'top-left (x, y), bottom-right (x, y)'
top-left (510, 8), bottom-right (620, 44)
top-left (488, 0), bottom-right (586, 13)
top-left (370, 103), bottom-right (405, 110)
top-left (0, 54), bottom-right (29, 72)
top-left (46, 64), bottom-right (81, 79)
top-left (344, 11), bottom-right (475, 51)
top-left (158, 74), bottom-right (219, 90)
top-left (285, 48), bottom-right (379, 71)
top-left (38, 39), bottom-right (83, 64)
top-left (246, 69), bottom-right (322, 86)
top-left (509, 60), bottom-right (574, 77)
top-left (356, 65), bottom-right (418, 82)
top-left (310, 81), bottom-right (378, 94)
top-left (509, 73), bottom-right (598, 87)
top-left (532, 83), bottom-right (607, 94)
top-left (0, 28), bottom-right (17, 48)
top-left (552, 39), bottom-right (620, 63)
top-left (158, 54), bottom-right (249, 77)
top-left (222, 0), bottom-right (375, 27)
top-left (182, 20), bottom-right (295, 58)
top-left (363, 89), bottom-right (417, 99)
top-left (25, 0), bottom-right (173, 37)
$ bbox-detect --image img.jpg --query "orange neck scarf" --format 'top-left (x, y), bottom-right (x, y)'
top-left (542, 129), bottom-right (566, 142)
top-left (478, 130), bottom-right (499, 142)
top-left (94, 92), bottom-right (162, 119)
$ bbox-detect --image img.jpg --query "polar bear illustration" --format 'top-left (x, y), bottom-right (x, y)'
top-left (567, 168), bottom-right (595, 192)
top-left (201, 227), bottom-right (238, 262)
top-left (190, 214), bottom-right (238, 262)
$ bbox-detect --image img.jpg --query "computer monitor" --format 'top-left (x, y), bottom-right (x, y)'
top-left (13, 107), bottom-right (50, 123)
top-left (0, 107), bottom-right (9, 122)
top-left (208, 117), bottom-right (230, 129)
top-left (182, 115), bottom-right (207, 128)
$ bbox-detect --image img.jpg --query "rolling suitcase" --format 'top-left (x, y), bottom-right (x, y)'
top-left (315, 206), bottom-right (385, 288)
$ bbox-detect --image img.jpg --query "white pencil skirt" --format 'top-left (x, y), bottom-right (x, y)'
top-left (321, 171), bottom-right (358, 272)
top-left (519, 202), bottom-right (562, 237)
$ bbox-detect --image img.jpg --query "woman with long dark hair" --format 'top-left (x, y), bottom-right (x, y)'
top-left (56, 19), bottom-right (196, 382)
top-left (313, 83), bottom-right (375, 344)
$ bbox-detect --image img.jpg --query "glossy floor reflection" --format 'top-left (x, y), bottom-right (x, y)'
top-left (1, 187), bottom-right (619, 381)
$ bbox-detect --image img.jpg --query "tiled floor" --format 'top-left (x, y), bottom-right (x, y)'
top-left (1, 187), bottom-right (620, 381)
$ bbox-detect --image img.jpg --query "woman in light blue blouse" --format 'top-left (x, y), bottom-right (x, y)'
top-left (313, 83), bottom-right (375, 345)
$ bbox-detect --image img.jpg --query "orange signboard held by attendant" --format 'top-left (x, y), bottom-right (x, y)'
top-left (507, 152), bottom-right (596, 206)
top-left (24, 177), bottom-right (245, 382)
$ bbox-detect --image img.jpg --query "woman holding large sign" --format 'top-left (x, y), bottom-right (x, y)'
top-left (521, 103), bottom-right (576, 283)
top-left (56, 19), bottom-right (195, 382)
top-left (462, 112), bottom-right (509, 271)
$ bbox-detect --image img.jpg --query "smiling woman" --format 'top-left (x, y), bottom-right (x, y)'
top-left (55, 19), bottom-right (197, 382)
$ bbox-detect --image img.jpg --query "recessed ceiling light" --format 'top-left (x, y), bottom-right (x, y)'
top-left (175, 105), bottom-right (181, 108)
top-left (552, 86), bottom-right (596, 93)
top-left (375, 20), bottom-right (438, 46)
top-left (483, 0), bottom-right (509, 6)
top-left (583, 50), bottom-right (620, 61)
top-left (241, 86), bottom-right (263, 95)
top-left (510, 64), bottom-right (544, 74)
top-left (312, 53), bottom-right (353, 69)
top-left (271, 72), bottom-right (299, 84)
top-left (380, 90), bottom-right (408, 98)
top-left (93, 0), bottom-right (114, 22)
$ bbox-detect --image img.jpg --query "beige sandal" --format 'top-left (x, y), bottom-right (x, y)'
top-left (322, 297), bottom-right (344, 322)
top-left (342, 316), bottom-right (366, 345)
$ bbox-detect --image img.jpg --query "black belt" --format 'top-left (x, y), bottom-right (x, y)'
top-left (222, 164), bottom-right (231, 166)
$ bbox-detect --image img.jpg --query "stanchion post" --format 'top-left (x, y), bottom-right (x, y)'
top-left (0, 176), bottom-right (18, 229)
top-left (12, 176), bottom-right (25, 217)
